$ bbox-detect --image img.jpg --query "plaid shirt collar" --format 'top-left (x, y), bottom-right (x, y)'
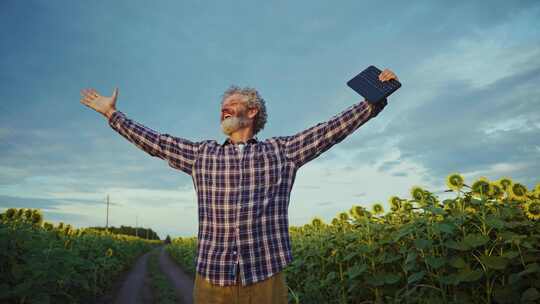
top-left (221, 136), bottom-right (259, 146)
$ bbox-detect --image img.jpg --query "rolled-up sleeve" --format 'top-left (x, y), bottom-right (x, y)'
top-left (108, 111), bottom-right (200, 175)
top-left (276, 99), bottom-right (386, 168)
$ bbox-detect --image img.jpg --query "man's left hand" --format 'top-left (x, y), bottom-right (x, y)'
top-left (378, 68), bottom-right (398, 82)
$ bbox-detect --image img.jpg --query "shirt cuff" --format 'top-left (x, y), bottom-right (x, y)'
top-left (368, 98), bottom-right (388, 118)
top-left (108, 110), bottom-right (123, 126)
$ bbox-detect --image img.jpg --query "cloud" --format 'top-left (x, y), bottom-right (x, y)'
top-left (0, 195), bottom-right (62, 210)
top-left (391, 172), bottom-right (408, 177)
top-left (330, 33), bottom-right (540, 189)
top-left (0, 128), bottom-right (10, 140)
top-left (383, 65), bottom-right (540, 186)
top-left (0, 127), bottom-right (195, 193)
top-left (315, 201), bottom-right (333, 207)
top-left (43, 211), bottom-right (90, 225)
top-left (377, 160), bottom-right (401, 173)
top-left (289, 158), bottom-right (431, 226)
top-left (0, 193), bottom-right (122, 211)
top-left (98, 186), bottom-right (197, 207)
top-left (297, 185), bottom-right (322, 190)
top-left (0, 166), bottom-right (31, 185)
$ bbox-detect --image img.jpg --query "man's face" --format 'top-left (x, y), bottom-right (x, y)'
top-left (220, 94), bottom-right (251, 136)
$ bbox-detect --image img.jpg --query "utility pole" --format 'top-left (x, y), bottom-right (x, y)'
top-left (104, 194), bottom-right (121, 232)
top-left (136, 215), bottom-right (138, 238)
top-left (106, 194), bottom-right (110, 232)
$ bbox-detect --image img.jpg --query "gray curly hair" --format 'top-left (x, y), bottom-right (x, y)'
top-left (221, 85), bottom-right (268, 135)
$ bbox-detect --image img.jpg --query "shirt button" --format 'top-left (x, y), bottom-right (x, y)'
top-left (232, 251), bottom-right (237, 255)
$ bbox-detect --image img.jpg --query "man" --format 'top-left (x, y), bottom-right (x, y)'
top-left (79, 68), bottom-right (398, 304)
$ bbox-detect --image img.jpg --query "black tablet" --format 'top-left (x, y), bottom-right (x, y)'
top-left (347, 65), bottom-right (401, 104)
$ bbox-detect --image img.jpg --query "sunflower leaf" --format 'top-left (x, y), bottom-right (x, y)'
top-left (407, 271), bottom-right (425, 284)
top-left (485, 215), bottom-right (506, 230)
top-left (480, 255), bottom-right (508, 270)
top-left (463, 233), bottom-right (489, 248)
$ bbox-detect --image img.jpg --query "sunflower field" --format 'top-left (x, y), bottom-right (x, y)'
top-left (0, 208), bottom-right (161, 303)
top-left (168, 174), bottom-right (540, 304)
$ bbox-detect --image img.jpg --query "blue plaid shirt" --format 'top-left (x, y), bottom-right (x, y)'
top-left (108, 99), bottom-right (383, 286)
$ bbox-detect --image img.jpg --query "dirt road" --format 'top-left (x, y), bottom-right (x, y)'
top-left (95, 246), bottom-right (194, 304)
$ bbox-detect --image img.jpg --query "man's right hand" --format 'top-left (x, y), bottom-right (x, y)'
top-left (80, 87), bottom-right (119, 119)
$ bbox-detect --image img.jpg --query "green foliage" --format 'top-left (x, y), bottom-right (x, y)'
top-left (166, 175), bottom-right (540, 304)
top-left (0, 208), bottom-right (161, 303)
top-left (165, 237), bottom-right (197, 276)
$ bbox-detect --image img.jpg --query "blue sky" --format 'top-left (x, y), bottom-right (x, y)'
top-left (1, 1), bottom-right (539, 239)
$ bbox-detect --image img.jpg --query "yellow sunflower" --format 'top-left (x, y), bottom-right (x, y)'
top-left (389, 196), bottom-right (402, 212)
top-left (523, 200), bottom-right (540, 220)
top-left (372, 203), bottom-right (384, 215)
top-left (349, 205), bottom-right (368, 219)
top-left (471, 177), bottom-right (493, 197)
top-left (410, 186), bottom-right (426, 202)
top-left (311, 217), bottom-right (324, 227)
top-left (489, 182), bottom-right (505, 201)
top-left (338, 212), bottom-right (349, 221)
top-left (465, 207), bottom-right (477, 215)
top-left (497, 177), bottom-right (513, 192)
top-left (443, 199), bottom-right (457, 211)
top-left (446, 173), bottom-right (465, 191)
top-left (331, 218), bottom-right (340, 226)
top-left (106, 248), bottom-right (113, 257)
top-left (534, 182), bottom-right (540, 197)
top-left (402, 201), bottom-right (414, 212)
top-left (509, 183), bottom-right (528, 202)
top-left (434, 214), bottom-right (444, 222)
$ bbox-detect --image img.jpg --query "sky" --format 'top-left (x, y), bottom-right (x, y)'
top-left (1, 0), bottom-right (539, 239)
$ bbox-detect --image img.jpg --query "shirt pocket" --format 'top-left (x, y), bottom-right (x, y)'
top-left (253, 150), bottom-right (282, 189)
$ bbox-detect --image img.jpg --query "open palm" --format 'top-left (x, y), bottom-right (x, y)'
top-left (80, 87), bottom-right (118, 118)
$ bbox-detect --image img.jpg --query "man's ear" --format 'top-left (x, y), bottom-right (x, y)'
top-left (247, 107), bottom-right (258, 119)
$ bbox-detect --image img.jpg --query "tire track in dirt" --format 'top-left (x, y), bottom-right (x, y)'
top-left (94, 249), bottom-right (155, 304)
top-left (113, 249), bottom-right (154, 304)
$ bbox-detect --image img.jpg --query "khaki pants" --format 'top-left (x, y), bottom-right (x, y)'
top-left (193, 267), bottom-right (288, 304)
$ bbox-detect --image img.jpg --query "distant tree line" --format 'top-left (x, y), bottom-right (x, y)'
top-left (88, 225), bottom-right (161, 240)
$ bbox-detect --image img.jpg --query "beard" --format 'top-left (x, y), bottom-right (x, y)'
top-left (221, 114), bottom-right (251, 136)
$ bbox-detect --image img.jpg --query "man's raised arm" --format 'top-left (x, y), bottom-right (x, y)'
top-left (275, 99), bottom-right (386, 169)
top-left (275, 68), bottom-right (397, 169)
top-left (80, 88), bottom-right (199, 175)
